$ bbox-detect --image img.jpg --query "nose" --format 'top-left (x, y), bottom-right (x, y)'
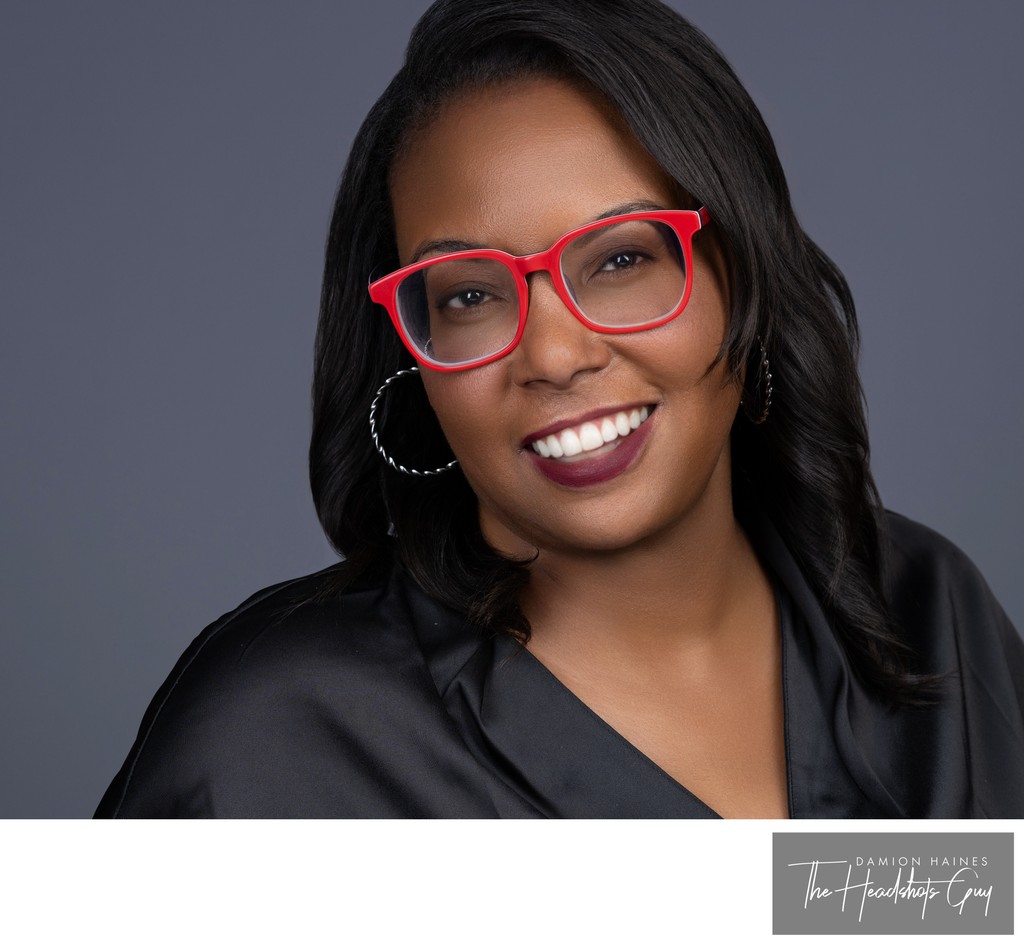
top-left (509, 273), bottom-right (611, 388)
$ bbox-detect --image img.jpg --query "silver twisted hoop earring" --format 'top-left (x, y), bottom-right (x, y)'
top-left (741, 339), bottom-right (773, 424)
top-left (369, 366), bottom-right (459, 477)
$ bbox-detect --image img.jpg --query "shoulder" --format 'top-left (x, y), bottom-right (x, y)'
top-left (153, 559), bottom-right (417, 705)
top-left (97, 557), bottom-right (451, 817)
top-left (882, 509), bottom-right (985, 577)
top-left (879, 508), bottom-right (1022, 670)
top-left (879, 511), bottom-right (1024, 814)
top-left (880, 509), bottom-right (1008, 615)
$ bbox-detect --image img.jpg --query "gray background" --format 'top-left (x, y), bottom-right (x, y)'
top-left (2, 2), bottom-right (1021, 818)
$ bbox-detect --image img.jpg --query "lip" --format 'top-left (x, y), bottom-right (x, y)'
top-left (525, 407), bottom-right (656, 488)
top-left (520, 401), bottom-right (654, 447)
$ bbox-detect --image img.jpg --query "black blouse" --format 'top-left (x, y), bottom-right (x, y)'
top-left (96, 510), bottom-right (1024, 818)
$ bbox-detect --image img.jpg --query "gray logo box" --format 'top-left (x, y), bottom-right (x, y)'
top-left (773, 832), bottom-right (1013, 935)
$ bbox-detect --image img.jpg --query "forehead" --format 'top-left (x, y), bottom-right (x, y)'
top-left (388, 78), bottom-right (680, 261)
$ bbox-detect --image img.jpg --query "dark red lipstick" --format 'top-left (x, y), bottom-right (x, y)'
top-left (525, 408), bottom-right (656, 488)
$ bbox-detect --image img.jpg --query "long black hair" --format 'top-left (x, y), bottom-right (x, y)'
top-left (309, 0), bottom-right (934, 701)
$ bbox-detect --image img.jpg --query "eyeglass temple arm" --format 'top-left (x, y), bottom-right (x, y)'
top-left (697, 206), bottom-right (710, 228)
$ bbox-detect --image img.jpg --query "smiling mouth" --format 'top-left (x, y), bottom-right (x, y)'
top-left (528, 406), bottom-right (654, 461)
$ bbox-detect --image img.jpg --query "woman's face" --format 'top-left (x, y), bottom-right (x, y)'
top-left (389, 78), bottom-right (742, 558)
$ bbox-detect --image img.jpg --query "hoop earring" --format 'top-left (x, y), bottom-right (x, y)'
top-left (368, 366), bottom-right (459, 477)
top-left (740, 339), bottom-right (773, 424)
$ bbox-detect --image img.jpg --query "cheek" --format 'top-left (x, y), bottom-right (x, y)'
top-left (629, 300), bottom-right (730, 395)
top-left (664, 258), bottom-right (738, 408)
top-left (420, 371), bottom-right (510, 460)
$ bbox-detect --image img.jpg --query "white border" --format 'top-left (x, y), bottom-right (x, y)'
top-left (0, 820), bottom-right (1016, 943)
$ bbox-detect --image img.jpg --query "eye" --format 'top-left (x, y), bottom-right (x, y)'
top-left (446, 288), bottom-right (491, 309)
top-left (600, 251), bottom-right (642, 271)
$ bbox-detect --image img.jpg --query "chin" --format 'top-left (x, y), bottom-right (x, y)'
top-left (530, 518), bottom-right (667, 557)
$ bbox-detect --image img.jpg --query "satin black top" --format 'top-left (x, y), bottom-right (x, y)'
top-left (96, 510), bottom-right (1024, 818)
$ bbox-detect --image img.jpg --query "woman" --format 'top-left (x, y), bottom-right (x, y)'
top-left (96, 0), bottom-right (1024, 818)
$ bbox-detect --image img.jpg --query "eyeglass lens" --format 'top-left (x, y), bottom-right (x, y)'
top-left (395, 219), bottom-right (687, 367)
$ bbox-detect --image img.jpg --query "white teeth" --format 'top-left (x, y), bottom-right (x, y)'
top-left (529, 406), bottom-right (655, 459)
top-left (560, 429), bottom-right (582, 457)
top-left (579, 422), bottom-right (604, 451)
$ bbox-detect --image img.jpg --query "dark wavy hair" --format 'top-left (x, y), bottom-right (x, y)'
top-left (309, 0), bottom-right (934, 702)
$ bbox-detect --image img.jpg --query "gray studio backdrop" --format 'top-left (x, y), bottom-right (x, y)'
top-left (2, 2), bottom-right (1021, 818)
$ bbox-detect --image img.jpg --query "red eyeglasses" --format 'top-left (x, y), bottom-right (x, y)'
top-left (368, 206), bottom-right (710, 372)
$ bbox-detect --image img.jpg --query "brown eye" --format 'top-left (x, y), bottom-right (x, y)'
top-left (449, 289), bottom-right (489, 308)
top-left (602, 252), bottom-right (640, 270)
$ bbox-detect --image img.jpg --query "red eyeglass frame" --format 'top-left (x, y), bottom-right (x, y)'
top-left (368, 206), bottom-right (711, 372)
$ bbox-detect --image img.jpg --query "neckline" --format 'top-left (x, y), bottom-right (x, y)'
top-left (413, 506), bottom-right (896, 818)
top-left (485, 575), bottom-right (793, 819)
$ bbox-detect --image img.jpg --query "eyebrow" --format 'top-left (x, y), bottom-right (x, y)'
top-left (407, 199), bottom-right (669, 264)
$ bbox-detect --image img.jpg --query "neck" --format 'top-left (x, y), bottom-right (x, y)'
top-left (517, 475), bottom-right (766, 663)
